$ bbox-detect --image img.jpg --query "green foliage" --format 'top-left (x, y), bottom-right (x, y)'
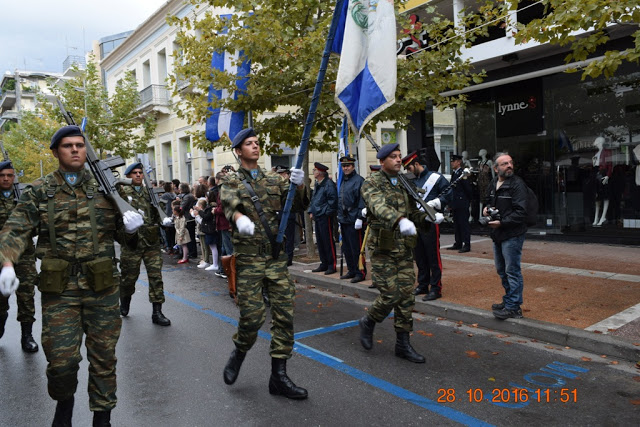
top-left (168, 0), bottom-right (502, 153)
top-left (514, 0), bottom-right (640, 79)
top-left (1, 79), bottom-right (16, 91)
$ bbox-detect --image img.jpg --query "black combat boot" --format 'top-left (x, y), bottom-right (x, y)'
top-left (268, 358), bottom-right (308, 400)
top-left (20, 322), bottom-right (39, 353)
top-left (262, 287), bottom-right (270, 307)
top-left (92, 410), bottom-right (111, 427)
top-left (120, 296), bottom-right (131, 317)
top-left (394, 331), bottom-right (425, 363)
top-left (223, 348), bottom-right (246, 385)
top-left (51, 396), bottom-right (74, 427)
top-left (0, 312), bottom-right (7, 339)
top-left (359, 315), bottom-right (376, 350)
top-left (151, 303), bottom-right (171, 326)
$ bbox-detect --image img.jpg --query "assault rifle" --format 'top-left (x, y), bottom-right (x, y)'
top-left (141, 166), bottom-right (168, 222)
top-left (56, 99), bottom-right (137, 217)
top-left (0, 140), bottom-right (24, 201)
top-left (363, 133), bottom-right (437, 222)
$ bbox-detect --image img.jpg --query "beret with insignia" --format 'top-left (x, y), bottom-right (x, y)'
top-left (50, 125), bottom-right (84, 149)
top-left (231, 128), bottom-right (257, 149)
top-left (376, 143), bottom-right (400, 160)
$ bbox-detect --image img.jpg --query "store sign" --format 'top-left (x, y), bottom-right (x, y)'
top-left (495, 80), bottom-right (543, 138)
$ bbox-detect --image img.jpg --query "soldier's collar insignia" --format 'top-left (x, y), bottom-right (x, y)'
top-left (134, 186), bottom-right (143, 192)
top-left (2, 190), bottom-right (12, 198)
top-left (250, 169), bottom-right (259, 180)
top-left (63, 172), bottom-right (79, 186)
top-left (390, 177), bottom-right (398, 186)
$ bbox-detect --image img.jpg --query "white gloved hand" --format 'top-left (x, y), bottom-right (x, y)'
top-left (463, 168), bottom-right (471, 176)
top-left (0, 265), bottom-right (19, 297)
top-left (354, 219), bottom-right (363, 230)
top-left (361, 207), bottom-right (367, 217)
top-left (162, 217), bottom-right (173, 226)
top-left (427, 198), bottom-right (441, 210)
top-left (195, 216), bottom-right (203, 225)
top-left (289, 168), bottom-right (304, 186)
top-left (123, 211), bottom-right (144, 234)
top-left (601, 176), bottom-right (609, 185)
top-left (434, 213), bottom-right (445, 224)
top-left (398, 218), bottom-right (416, 236)
top-left (236, 215), bottom-right (255, 236)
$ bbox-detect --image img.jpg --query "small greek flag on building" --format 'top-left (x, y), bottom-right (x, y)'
top-left (334, 0), bottom-right (397, 135)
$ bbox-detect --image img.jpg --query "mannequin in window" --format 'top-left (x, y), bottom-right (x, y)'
top-left (477, 149), bottom-right (494, 215)
top-left (461, 151), bottom-right (472, 169)
top-left (592, 137), bottom-right (612, 226)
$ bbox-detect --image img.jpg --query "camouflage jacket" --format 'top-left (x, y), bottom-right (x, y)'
top-left (0, 170), bottom-right (125, 267)
top-left (361, 169), bottom-right (430, 253)
top-left (117, 184), bottom-right (161, 247)
top-left (220, 167), bottom-right (304, 253)
top-left (0, 192), bottom-right (36, 261)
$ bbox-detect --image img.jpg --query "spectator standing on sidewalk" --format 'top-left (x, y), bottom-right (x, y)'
top-left (214, 172), bottom-right (231, 278)
top-left (484, 152), bottom-right (528, 320)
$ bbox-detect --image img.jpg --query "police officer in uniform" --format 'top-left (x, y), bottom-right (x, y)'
top-left (0, 125), bottom-right (143, 426)
top-left (309, 162), bottom-right (338, 274)
top-left (447, 154), bottom-right (472, 252)
top-left (0, 161), bottom-right (39, 352)
top-left (402, 152), bottom-right (450, 301)
top-left (337, 154), bottom-right (367, 283)
top-left (358, 144), bottom-right (435, 363)
top-left (118, 162), bottom-right (171, 326)
top-left (220, 128), bottom-right (308, 399)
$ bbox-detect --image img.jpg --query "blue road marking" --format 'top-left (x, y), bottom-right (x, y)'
top-left (135, 279), bottom-right (493, 426)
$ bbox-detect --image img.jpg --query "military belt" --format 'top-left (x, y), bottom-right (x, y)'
top-left (235, 243), bottom-right (272, 256)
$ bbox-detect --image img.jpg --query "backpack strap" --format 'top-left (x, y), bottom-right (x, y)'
top-left (242, 179), bottom-right (279, 259)
top-left (45, 177), bottom-right (59, 258)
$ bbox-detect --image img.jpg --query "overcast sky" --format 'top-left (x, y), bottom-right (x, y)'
top-left (0, 0), bottom-right (168, 75)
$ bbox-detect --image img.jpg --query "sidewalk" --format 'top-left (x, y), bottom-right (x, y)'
top-left (289, 233), bottom-right (640, 362)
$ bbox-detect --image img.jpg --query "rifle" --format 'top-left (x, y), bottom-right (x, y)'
top-left (363, 134), bottom-right (437, 222)
top-left (141, 166), bottom-right (168, 222)
top-left (0, 141), bottom-right (24, 201)
top-left (56, 99), bottom-right (137, 217)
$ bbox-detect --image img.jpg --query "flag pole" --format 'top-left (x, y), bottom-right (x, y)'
top-left (274, 0), bottom-right (346, 253)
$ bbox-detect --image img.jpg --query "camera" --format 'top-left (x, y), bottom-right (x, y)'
top-left (479, 207), bottom-right (501, 226)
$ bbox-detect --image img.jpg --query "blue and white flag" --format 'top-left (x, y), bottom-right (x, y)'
top-left (335, 0), bottom-right (397, 136)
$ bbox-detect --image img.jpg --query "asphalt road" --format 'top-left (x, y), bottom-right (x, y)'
top-left (1, 254), bottom-right (639, 426)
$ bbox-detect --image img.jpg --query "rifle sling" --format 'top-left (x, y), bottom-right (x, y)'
top-left (242, 179), bottom-right (280, 259)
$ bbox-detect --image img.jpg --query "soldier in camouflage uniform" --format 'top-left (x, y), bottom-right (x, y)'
top-left (117, 162), bottom-right (171, 326)
top-left (220, 127), bottom-right (308, 400)
top-left (0, 125), bottom-right (143, 426)
top-left (358, 143), bottom-right (433, 364)
top-left (0, 161), bottom-right (39, 352)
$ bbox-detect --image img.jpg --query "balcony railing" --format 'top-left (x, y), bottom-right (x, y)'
top-left (138, 84), bottom-right (170, 110)
top-left (63, 55), bottom-right (86, 73)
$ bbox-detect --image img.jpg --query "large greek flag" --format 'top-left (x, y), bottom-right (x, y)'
top-left (334, 0), bottom-right (397, 135)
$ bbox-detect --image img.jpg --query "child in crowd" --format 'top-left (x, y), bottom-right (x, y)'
top-left (174, 205), bottom-right (191, 264)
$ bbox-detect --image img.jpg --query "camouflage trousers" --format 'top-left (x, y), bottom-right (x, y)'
top-left (233, 251), bottom-right (295, 359)
top-left (0, 258), bottom-right (37, 323)
top-left (366, 248), bottom-right (416, 333)
top-left (41, 279), bottom-right (121, 411)
top-left (120, 244), bottom-right (165, 303)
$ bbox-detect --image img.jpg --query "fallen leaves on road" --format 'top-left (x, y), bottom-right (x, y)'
top-left (496, 334), bottom-right (509, 338)
top-left (581, 357), bottom-right (592, 362)
top-left (492, 352), bottom-right (500, 356)
top-left (632, 376), bottom-right (640, 382)
top-left (592, 330), bottom-right (603, 334)
top-left (465, 350), bottom-right (481, 359)
top-left (610, 361), bottom-right (619, 365)
top-left (630, 399), bottom-right (640, 405)
top-left (600, 355), bottom-right (607, 358)
top-left (376, 339), bottom-right (383, 344)
top-left (416, 330), bottom-right (433, 337)
top-left (467, 334), bottom-right (474, 337)
top-left (488, 377), bottom-right (496, 381)
top-left (470, 323), bottom-right (478, 328)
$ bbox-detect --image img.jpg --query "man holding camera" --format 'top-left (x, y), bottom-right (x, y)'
top-left (483, 153), bottom-right (528, 320)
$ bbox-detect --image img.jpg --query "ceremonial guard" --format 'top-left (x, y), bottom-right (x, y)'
top-left (309, 162), bottom-right (338, 274)
top-left (359, 144), bottom-right (434, 363)
top-left (118, 162), bottom-right (171, 326)
top-left (402, 152), bottom-right (451, 301)
top-left (220, 128), bottom-right (308, 399)
top-left (0, 125), bottom-right (143, 425)
top-left (337, 154), bottom-right (366, 283)
top-left (447, 154), bottom-right (472, 252)
top-left (0, 160), bottom-right (39, 352)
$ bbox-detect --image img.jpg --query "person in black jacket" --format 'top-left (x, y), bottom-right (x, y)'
top-left (337, 154), bottom-right (367, 283)
top-left (447, 154), bottom-right (473, 252)
top-left (308, 162), bottom-right (338, 275)
top-left (483, 153), bottom-right (528, 320)
top-left (179, 183), bottom-right (198, 259)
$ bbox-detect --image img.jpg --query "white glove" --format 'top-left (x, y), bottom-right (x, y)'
top-left (434, 213), bottom-right (445, 224)
top-left (195, 216), bottom-right (203, 225)
top-left (289, 168), bottom-right (304, 186)
top-left (601, 176), bottom-right (609, 185)
top-left (123, 211), bottom-right (144, 234)
top-left (0, 265), bottom-right (19, 297)
top-left (463, 168), bottom-right (471, 176)
top-left (236, 215), bottom-right (255, 236)
top-left (354, 219), bottom-right (363, 230)
top-left (398, 218), bottom-right (416, 236)
top-left (361, 207), bottom-right (367, 217)
top-left (162, 217), bottom-right (173, 226)
top-left (427, 198), bottom-right (441, 210)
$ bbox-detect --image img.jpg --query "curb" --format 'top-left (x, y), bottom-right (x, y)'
top-left (291, 270), bottom-right (640, 362)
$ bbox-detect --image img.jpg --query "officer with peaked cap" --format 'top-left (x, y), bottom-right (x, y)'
top-left (0, 160), bottom-right (39, 353)
top-left (337, 154), bottom-right (367, 283)
top-left (118, 162), bottom-right (171, 326)
top-left (309, 161), bottom-right (338, 274)
top-left (447, 153), bottom-right (472, 252)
